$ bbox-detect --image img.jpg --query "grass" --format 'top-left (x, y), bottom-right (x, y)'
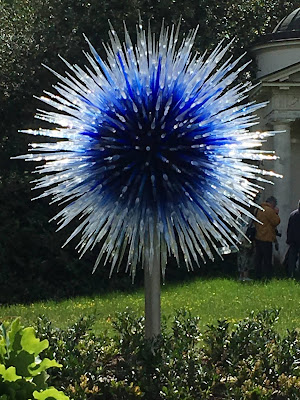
top-left (1, 278), bottom-right (300, 335)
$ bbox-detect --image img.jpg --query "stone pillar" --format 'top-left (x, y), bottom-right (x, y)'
top-left (272, 121), bottom-right (291, 262)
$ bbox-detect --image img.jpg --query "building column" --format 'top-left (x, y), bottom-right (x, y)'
top-left (272, 121), bottom-right (292, 262)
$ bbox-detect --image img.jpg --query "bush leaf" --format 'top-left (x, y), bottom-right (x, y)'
top-left (29, 358), bottom-right (62, 376)
top-left (21, 327), bottom-right (48, 356)
top-left (0, 365), bottom-right (21, 382)
top-left (33, 387), bottom-right (69, 400)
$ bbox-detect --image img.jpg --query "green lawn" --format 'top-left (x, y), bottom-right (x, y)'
top-left (1, 278), bottom-right (300, 335)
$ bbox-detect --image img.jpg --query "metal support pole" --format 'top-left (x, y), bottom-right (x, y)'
top-left (144, 255), bottom-right (161, 338)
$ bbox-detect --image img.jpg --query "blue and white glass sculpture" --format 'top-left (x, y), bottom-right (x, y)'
top-left (18, 23), bottom-right (279, 279)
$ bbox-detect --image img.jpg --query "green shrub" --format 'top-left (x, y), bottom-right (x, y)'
top-left (0, 318), bottom-right (69, 400)
top-left (36, 309), bottom-right (300, 399)
top-left (36, 315), bottom-right (117, 399)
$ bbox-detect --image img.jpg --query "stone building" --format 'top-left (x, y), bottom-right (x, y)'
top-left (251, 7), bottom-right (300, 260)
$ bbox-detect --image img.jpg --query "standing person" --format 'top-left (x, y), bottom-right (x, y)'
top-left (254, 196), bottom-right (280, 279)
top-left (286, 200), bottom-right (300, 278)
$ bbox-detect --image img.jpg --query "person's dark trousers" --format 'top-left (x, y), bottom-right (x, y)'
top-left (255, 240), bottom-right (273, 279)
top-left (288, 244), bottom-right (300, 278)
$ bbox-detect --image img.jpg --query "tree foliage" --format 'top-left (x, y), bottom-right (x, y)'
top-left (1, 0), bottom-right (298, 104)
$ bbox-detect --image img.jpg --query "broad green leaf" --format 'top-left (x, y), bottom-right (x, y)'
top-left (29, 358), bottom-right (61, 376)
top-left (32, 371), bottom-right (48, 391)
top-left (21, 328), bottom-right (49, 356)
top-left (33, 387), bottom-right (69, 400)
top-left (0, 327), bottom-right (7, 361)
top-left (8, 318), bottom-right (23, 355)
top-left (0, 323), bottom-right (9, 360)
top-left (9, 349), bottom-right (35, 377)
top-left (0, 365), bottom-right (21, 382)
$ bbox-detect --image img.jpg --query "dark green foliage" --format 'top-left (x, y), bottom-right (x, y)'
top-left (0, 169), bottom-right (136, 304)
top-left (1, 0), bottom-right (298, 104)
top-left (1, 0), bottom-right (299, 304)
top-left (35, 308), bottom-right (300, 399)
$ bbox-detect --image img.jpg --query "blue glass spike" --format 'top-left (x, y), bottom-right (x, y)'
top-left (16, 22), bottom-right (280, 278)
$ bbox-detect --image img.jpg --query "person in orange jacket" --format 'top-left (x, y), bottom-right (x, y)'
top-left (254, 196), bottom-right (280, 279)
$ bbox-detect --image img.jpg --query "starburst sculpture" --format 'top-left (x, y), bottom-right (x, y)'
top-left (17, 23), bottom-right (279, 279)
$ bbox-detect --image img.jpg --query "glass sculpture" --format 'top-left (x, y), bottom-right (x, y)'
top-left (17, 23), bottom-right (279, 279)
